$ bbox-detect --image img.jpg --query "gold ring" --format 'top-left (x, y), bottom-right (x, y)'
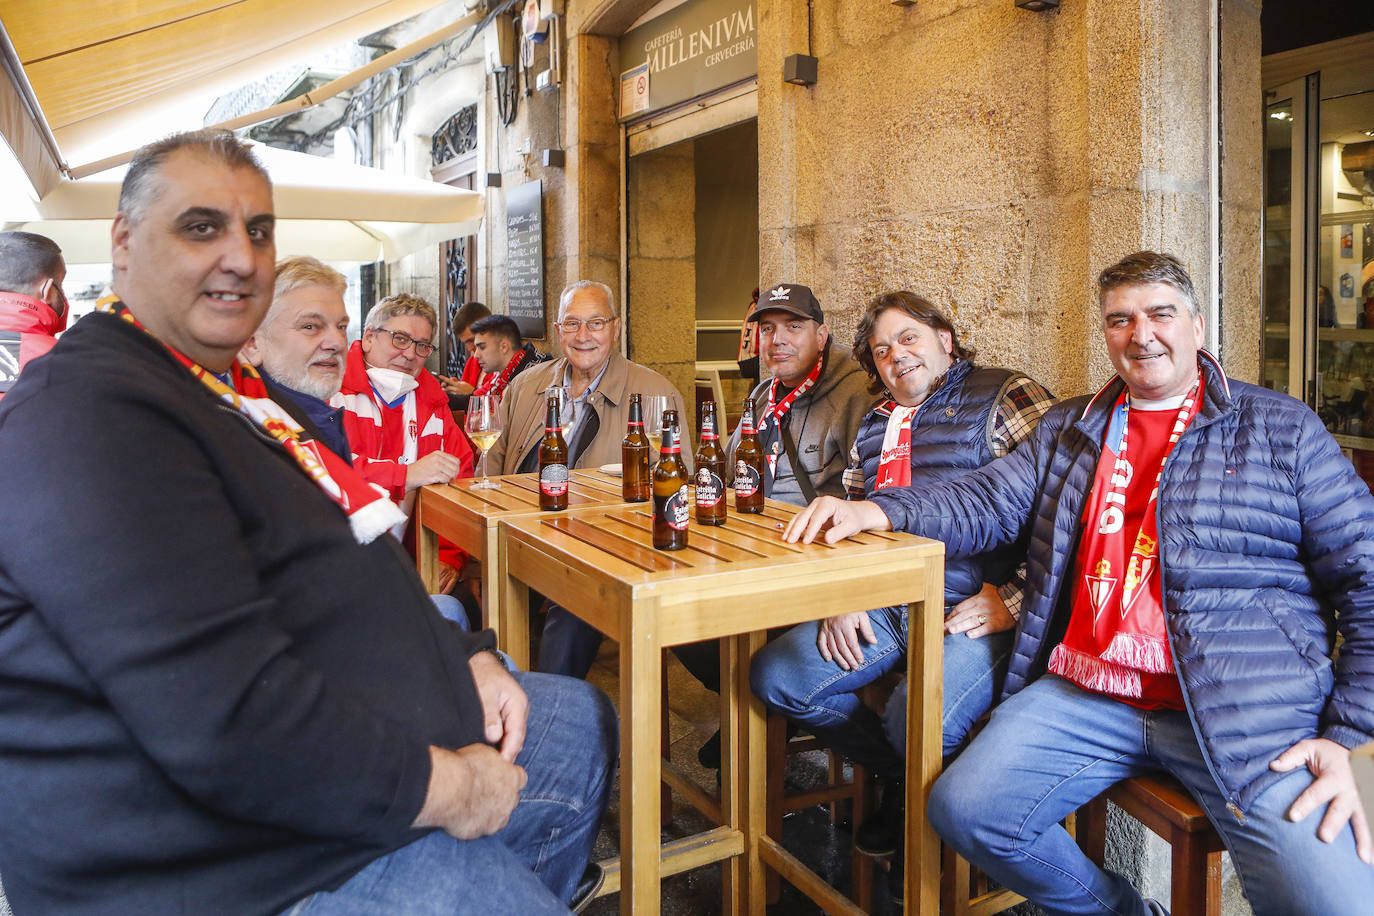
top-left (977, 614), bottom-right (987, 626)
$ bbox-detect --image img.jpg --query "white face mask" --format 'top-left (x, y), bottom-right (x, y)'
top-left (366, 365), bottom-right (419, 403)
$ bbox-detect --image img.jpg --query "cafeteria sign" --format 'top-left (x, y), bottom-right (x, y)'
top-left (618, 0), bottom-right (757, 120)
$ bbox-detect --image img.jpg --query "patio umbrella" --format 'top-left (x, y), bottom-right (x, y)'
top-left (1, 143), bottom-right (484, 263)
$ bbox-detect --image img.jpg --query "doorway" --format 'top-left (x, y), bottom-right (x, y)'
top-left (625, 111), bottom-right (759, 440)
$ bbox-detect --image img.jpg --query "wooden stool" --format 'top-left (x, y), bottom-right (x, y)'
top-left (1079, 773), bottom-right (1225, 916)
top-left (765, 713), bottom-right (874, 909)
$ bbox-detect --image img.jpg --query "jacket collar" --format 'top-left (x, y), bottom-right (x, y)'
top-left (1076, 348), bottom-right (1231, 437)
top-left (340, 339), bottom-right (448, 408)
top-left (0, 290), bottom-right (66, 336)
top-left (863, 357), bottom-right (975, 422)
top-left (551, 349), bottom-right (632, 409)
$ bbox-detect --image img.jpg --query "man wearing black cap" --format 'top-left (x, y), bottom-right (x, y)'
top-left (724, 282), bottom-right (873, 504)
top-left (675, 283), bottom-right (873, 766)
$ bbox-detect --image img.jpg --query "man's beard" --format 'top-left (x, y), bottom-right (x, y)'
top-left (267, 356), bottom-right (342, 401)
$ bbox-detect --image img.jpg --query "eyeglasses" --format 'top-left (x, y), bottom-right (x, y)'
top-left (558, 316), bottom-right (615, 334)
top-left (375, 327), bottom-right (436, 357)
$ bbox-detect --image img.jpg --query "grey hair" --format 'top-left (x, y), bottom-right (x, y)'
top-left (1096, 251), bottom-right (1200, 317)
top-left (118, 129), bottom-right (271, 225)
top-left (259, 256), bottom-right (347, 333)
top-left (0, 231), bottom-right (63, 294)
top-left (558, 280), bottom-right (616, 321)
top-left (364, 293), bottom-right (437, 339)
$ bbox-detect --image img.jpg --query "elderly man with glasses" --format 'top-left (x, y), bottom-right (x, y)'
top-left (486, 280), bottom-right (688, 678)
top-left (336, 293), bottom-right (475, 594)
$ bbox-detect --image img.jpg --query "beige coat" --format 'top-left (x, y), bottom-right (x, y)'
top-left (486, 351), bottom-right (689, 475)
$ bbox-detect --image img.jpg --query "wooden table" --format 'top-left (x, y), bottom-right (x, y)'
top-left (415, 469), bottom-right (629, 661)
top-left (498, 499), bottom-right (945, 915)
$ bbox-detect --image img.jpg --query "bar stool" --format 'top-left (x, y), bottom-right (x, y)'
top-left (1079, 773), bottom-right (1225, 916)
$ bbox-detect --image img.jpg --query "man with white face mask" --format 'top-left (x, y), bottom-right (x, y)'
top-left (335, 293), bottom-right (475, 592)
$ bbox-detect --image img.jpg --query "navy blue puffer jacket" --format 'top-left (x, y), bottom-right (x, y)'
top-left (851, 361), bottom-right (1026, 605)
top-left (869, 352), bottom-right (1374, 813)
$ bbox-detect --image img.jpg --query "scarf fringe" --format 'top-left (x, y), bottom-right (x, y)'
top-left (1048, 645), bottom-right (1142, 698)
top-left (348, 497), bottom-right (408, 545)
top-left (1099, 632), bottom-right (1173, 674)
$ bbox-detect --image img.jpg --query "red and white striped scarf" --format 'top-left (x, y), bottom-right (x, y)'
top-left (103, 302), bottom-right (405, 544)
top-left (873, 401), bottom-right (920, 491)
top-left (760, 354), bottom-right (824, 475)
top-left (473, 346), bottom-right (530, 397)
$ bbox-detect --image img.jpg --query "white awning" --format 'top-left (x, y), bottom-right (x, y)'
top-left (0, 0), bottom-right (475, 190)
top-left (3, 143), bottom-right (484, 263)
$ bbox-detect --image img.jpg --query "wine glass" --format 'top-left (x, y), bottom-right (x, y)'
top-left (466, 394), bottom-right (503, 489)
top-left (547, 385), bottom-right (577, 438)
top-left (643, 395), bottom-right (671, 455)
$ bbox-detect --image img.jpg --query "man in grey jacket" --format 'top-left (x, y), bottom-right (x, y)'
top-left (724, 283), bottom-right (873, 504)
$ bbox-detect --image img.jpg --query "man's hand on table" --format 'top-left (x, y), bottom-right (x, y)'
top-left (818, 611), bottom-right (877, 671)
top-left (1271, 737), bottom-right (1374, 864)
top-left (405, 451), bottom-right (464, 492)
top-left (469, 650), bottom-right (528, 762)
top-left (783, 495), bottom-right (892, 545)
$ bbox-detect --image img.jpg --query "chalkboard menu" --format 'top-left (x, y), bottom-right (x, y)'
top-left (506, 180), bottom-right (545, 339)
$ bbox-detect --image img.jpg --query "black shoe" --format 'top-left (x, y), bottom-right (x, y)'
top-left (853, 778), bottom-right (904, 858)
top-left (697, 728), bottom-right (722, 770)
top-left (570, 862), bottom-right (605, 913)
top-left (886, 842), bottom-right (905, 907)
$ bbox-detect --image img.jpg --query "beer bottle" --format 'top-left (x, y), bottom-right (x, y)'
top-left (652, 409), bottom-right (690, 550)
top-left (694, 400), bottom-right (727, 525)
top-left (733, 396), bottom-right (765, 514)
top-left (538, 395), bottom-right (569, 511)
top-left (622, 392), bottom-right (651, 502)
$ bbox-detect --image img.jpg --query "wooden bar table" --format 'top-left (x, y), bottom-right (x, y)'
top-left (415, 469), bottom-right (629, 667)
top-left (497, 499), bottom-right (945, 915)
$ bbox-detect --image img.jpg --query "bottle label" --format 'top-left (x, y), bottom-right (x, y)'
top-left (659, 485), bottom-right (690, 530)
top-left (733, 461), bottom-right (760, 497)
top-left (702, 415), bottom-right (717, 440)
top-left (695, 468), bottom-right (724, 508)
top-left (540, 463), bottom-right (569, 496)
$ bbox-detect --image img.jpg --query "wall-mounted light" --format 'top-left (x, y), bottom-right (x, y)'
top-left (485, 172), bottom-right (503, 188)
top-left (890, 0), bottom-right (916, 6)
top-left (1016, 0), bottom-right (1060, 10)
top-left (783, 54), bottom-right (818, 87)
top-left (542, 149), bottom-right (565, 168)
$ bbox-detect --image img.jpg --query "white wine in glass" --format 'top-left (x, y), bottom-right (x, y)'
top-left (643, 395), bottom-right (670, 456)
top-left (466, 394), bottom-right (503, 489)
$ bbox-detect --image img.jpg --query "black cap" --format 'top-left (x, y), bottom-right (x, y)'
top-left (750, 283), bottom-right (823, 324)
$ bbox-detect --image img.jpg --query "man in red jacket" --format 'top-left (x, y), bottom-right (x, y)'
top-left (335, 293), bottom-right (475, 592)
top-left (0, 231), bottom-right (68, 403)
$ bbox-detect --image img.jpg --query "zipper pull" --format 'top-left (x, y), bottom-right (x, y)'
top-left (1226, 801), bottom-right (1246, 824)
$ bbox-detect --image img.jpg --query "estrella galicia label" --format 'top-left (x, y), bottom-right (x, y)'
top-left (695, 468), bottom-right (724, 508)
top-left (733, 461), bottom-right (760, 498)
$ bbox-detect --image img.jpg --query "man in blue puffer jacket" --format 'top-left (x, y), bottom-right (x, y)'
top-left (785, 251), bottom-right (1374, 915)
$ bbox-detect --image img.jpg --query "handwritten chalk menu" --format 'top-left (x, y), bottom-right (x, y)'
top-left (506, 180), bottom-right (545, 339)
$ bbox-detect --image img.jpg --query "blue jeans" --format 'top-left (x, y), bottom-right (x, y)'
top-left (928, 675), bottom-right (1374, 916)
top-left (429, 594), bottom-right (470, 630)
top-left (537, 604), bottom-right (602, 679)
top-left (749, 606), bottom-right (1014, 773)
top-left (282, 672), bottom-right (617, 914)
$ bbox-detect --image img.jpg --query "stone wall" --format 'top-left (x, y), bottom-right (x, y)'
top-left (757, 0), bottom-right (1263, 399)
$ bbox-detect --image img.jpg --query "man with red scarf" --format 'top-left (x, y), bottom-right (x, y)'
top-left (466, 314), bottom-right (549, 398)
top-left (788, 251), bottom-right (1374, 915)
top-left (0, 129), bottom-right (613, 916)
top-left (334, 293), bottom-right (476, 593)
top-left (0, 231), bottom-right (68, 403)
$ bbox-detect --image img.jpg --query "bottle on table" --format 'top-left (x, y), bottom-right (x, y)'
top-left (733, 396), bottom-right (765, 514)
top-left (652, 408), bottom-right (690, 550)
top-left (539, 395), bottom-right (569, 511)
top-left (694, 399), bottom-right (727, 526)
top-left (622, 392), bottom-right (651, 503)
